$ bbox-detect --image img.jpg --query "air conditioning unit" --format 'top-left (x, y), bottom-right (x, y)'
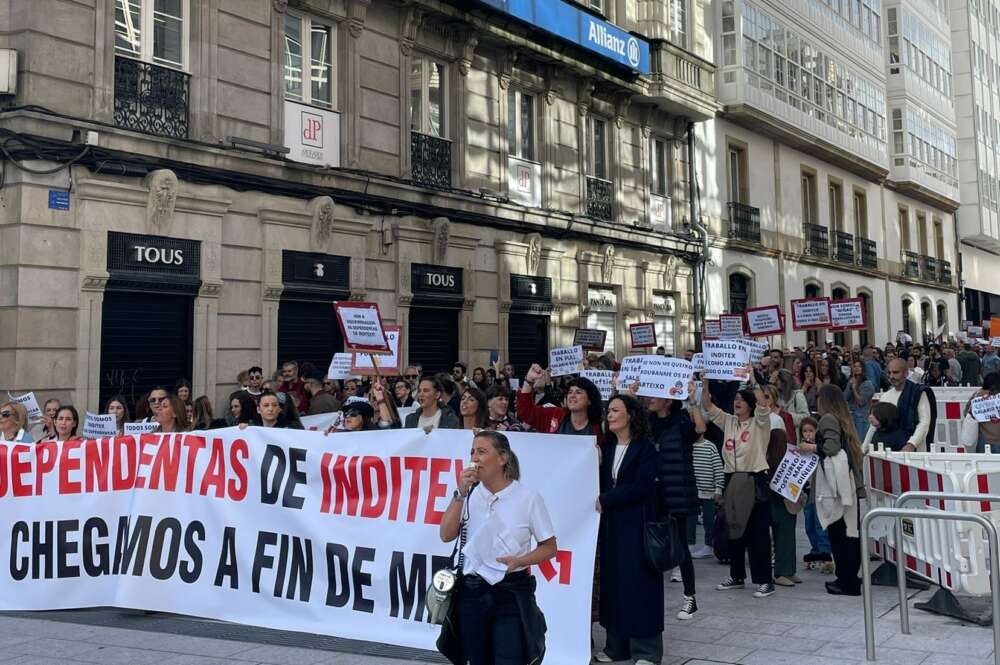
top-left (0, 49), bottom-right (17, 95)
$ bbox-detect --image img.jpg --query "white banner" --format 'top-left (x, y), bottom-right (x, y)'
top-left (82, 412), bottom-right (117, 439)
top-left (301, 407), bottom-right (420, 432)
top-left (830, 299), bottom-right (864, 329)
top-left (702, 340), bottom-right (750, 381)
top-left (744, 306), bottom-right (783, 337)
top-left (0, 429), bottom-right (598, 665)
top-left (691, 353), bottom-right (704, 372)
top-left (615, 355), bottom-right (644, 388)
top-left (549, 346), bottom-right (584, 377)
top-left (580, 370), bottom-right (614, 401)
top-left (327, 353), bottom-right (355, 380)
top-left (992, 337), bottom-right (1000, 348)
top-left (768, 446), bottom-right (819, 501)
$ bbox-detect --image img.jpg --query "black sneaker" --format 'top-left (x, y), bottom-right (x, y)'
top-left (677, 595), bottom-right (698, 620)
top-left (803, 552), bottom-right (821, 563)
top-left (715, 577), bottom-right (745, 591)
top-left (753, 583), bottom-right (776, 598)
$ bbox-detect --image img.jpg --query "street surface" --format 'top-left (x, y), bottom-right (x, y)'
top-left (0, 529), bottom-right (992, 665)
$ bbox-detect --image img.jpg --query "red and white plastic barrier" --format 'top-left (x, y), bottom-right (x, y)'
top-left (873, 387), bottom-right (978, 453)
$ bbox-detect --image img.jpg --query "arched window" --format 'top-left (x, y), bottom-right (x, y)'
top-left (805, 283), bottom-right (822, 346)
top-left (902, 298), bottom-right (913, 336)
top-left (832, 286), bottom-right (849, 348)
top-left (858, 291), bottom-right (872, 348)
top-left (920, 301), bottom-right (931, 343)
top-left (729, 273), bottom-right (751, 314)
top-left (936, 303), bottom-right (948, 339)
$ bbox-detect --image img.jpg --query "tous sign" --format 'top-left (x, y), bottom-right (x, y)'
top-left (133, 245), bottom-right (184, 266)
top-left (425, 272), bottom-right (456, 288)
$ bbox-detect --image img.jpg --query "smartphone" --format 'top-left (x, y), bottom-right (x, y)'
top-left (489, 350), bottom-right (499, 364)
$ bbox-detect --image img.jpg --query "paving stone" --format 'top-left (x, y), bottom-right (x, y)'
top-left (9, 637), bottom-right (105, 659)
top-left (738, 648), bottom-right (866, 665)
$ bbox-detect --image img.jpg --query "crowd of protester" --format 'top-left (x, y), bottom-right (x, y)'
top-left (5, 332), bottom-right (1000, 665)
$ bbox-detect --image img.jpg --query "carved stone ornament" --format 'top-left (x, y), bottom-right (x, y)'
top-left (263, 284), bottom-right (284, 300)
top-left (457, 30), bottom-right (479, 77)
top-left (615, 93), bottom-right (632, 129)
top-left (543, 66), bottom-right (561, 106)
top-left (347, 0), bottom-right (371, 39)
top-left (144, 169), bottom-right (178, 235)
top-left (432, 217), bottom-right (450, 264)
top-left (309, 195), bottom-right (336, 249)
top-left (499, 49), bottom-right (520, 90)
top-left (600, 243), bottom-right (616, 283)
top-left (577, 79), bottom-right (595, 117)
top-left (272, 0), bottom-right (288, 13)
top-left (664, 254), bottom-right (678, 276)
top-left (82, 275), bottom-right (108, 292)
top-left (400, 5), bottom-right (424, 56)
top-left (199, 282), bottom-right (223, 298)
top-left (526, 233), bottom-right (542, 275)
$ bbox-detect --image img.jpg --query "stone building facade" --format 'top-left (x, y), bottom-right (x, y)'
top-left (0, 0), bottom-right (717, 410)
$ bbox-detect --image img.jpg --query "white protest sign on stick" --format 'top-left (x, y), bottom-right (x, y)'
top-left (790, 297), bottom-right (832, 331)
top-left (635, 357), bottom-right (693, 400)
top-left (704, 319), bottom-right (721, 340)
top-left (124, 421), bottom-right (158, 436)
top-left (82, 412), bottom-right (118, 439)
top-left (8, 392), bottom-right (41, 421)
top-left (333, 301), bottom-right (390, 353)
top-left (351, 327), bottom-right (402, 375)
top-left (971, 395), bottom-right (1000, 422)
top-left (829, 298), bottom-right (866, 330)
top-left (738, 338), bottom-right (769, 364)
top-left (629, 323), bottom-right (657, 349)
top-left (744, 305), bottom-right (784, 337)
top-left (691, 353), bottom-right (704, 372)
top-left (581, 370), bottom-right (614, 401)
top-left (702, 340), bottom-right (750, 381)
top-left (549, 345), bottom-right (584, 377)
top-left (970, 326), bottom-right (984, 338)
top-left (327, 353), bottom-right (354, 380)
top-left (719, 314), bottom-right (745, 340)
top-left (768, 446), bottom-right (819, 501)
top-left (992, 337), bottom-right (1000, 348)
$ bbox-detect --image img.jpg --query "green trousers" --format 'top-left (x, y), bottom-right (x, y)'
top-left (770, 498), bottom-right (798, 578)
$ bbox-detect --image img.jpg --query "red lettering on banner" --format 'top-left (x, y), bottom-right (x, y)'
top-left (536, 549), bottom-right (573, 585)
top-left (403, 457), bottom-right (427, 523)
top-left (388, 456), bottom-right (402, 521)
top-left (320, 452), bottom-right (334, 513)
top-left (34, 442), bottom-right (57, 494)
top-left (332, 455), bottom-right (361, 515)
top-left (199, 438), bottom-right (226, 498)
top-left (182, 435), bottom-right (207, 493)
top-left (89, 438), bottom-right (112, 491)
top-left (58, 439), bottom-right (82, 494)
top-left (360, 456), bottom-right (388, 518)
top-left (134, 435), bottom-right (158, 489)
top-left (228, 438), bottom-right (248, 501)
top-left (0, 445), bottom-right (7, 496)
top-left (12, 444), bottom-right (31, 497)
top-left (149, 434), bottom-right (182, 491)
top-left (424, 458), bottom-right (451, 525)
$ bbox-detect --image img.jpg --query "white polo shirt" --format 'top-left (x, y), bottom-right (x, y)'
top-left (461, 480), bottom-right (556, 583)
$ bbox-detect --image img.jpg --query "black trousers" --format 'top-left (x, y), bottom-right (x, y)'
top-left (673, 514), bottom-right (696, 596)
top-left (827, 515), bottom-right (861, 592)
top-left (729, 501), bottom-right (772, 584)
top-left (457, 575), bottom-right (526, 665)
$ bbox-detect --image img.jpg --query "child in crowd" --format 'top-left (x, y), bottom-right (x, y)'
top-left (868, 402), bottom-right (909, 452)
top-left (688, 433), bottom-right (725, 558)
top-left (797, 417), bottom-right (833, 570)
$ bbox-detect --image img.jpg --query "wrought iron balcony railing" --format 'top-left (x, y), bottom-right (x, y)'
top-left (114, 56), bottom-right (190, 139)
top-left (901, 251), bottom-right (921, 279)
top-left (586, 176), bottom-right (613, 221)
top-left (939, 259), bottom-right (952, 284)
top-left (803, 222), bottom-right (829, 258)
top-left (410, 131), bottom-right (452, 189)
top-left (727, 202), bottom-right (761, 243)
top-left (833, 230), bottom-right (855, 264)
top-left (921, 255), bottom-right (938, 282)
top-left (856, 237), bottom-right (878, 270)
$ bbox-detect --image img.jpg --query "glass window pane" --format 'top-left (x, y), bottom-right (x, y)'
top-left (409, 59), bottom-right (423, 132)
top-left (115, 0), bottom-right (142, 57)
top-left (285, 14), bottom-right (304, 101)
top-left (153, 0), bottom-right (183, 67)
top-left (310, 24), bottom-right (333, 107)
top-left (507, 88), bottom-right (518, 156)
top-left (520, 93), bottom-right (534, 160)
top-left (428, 61), bottom-right (444, 137)
top-left (593, 118), bottom-right (607, 179)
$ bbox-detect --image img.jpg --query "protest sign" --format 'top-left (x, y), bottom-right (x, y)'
top-left (581, 370), bottom-right (614, 401)
top-left (790, 298), bottom-right (832, 330)
top-left (743, 305), bottom-right (784, 337)
top-left (971, 395), bottom-right (1000, 422)
top-left (82, 412), bottom-right (117, 439)
top-left (704, 319), bottom-right (721, 340)
top-left (907, 367), bottom-right (925, 384)
top-left (629, 322), bottom-right (657, 349)
top-left (351, 326), bottom-right (401, 375)
top-left (691, 353), bottom-right (704, 372)
top-left (124, 421), bottom-right (158, 436)
top-left (616, 355), bottom-right (644, 388)
top-left (0, 429), bottom-right (597, 665)
top-left (963, 320), bottom-right (973, 330)
top-left (549, 345), bottom-right (584, 376)
top-left (768, 446), bottom-right (819, 501)
top-left (334, 301), bottom-right (389, 353)
top-left (738, 338), bottom-right (769, 364)
top-left (829, 298), bottom-right (866, 330)
top-left (970, 326), bottom-right (984, 338)
top-left (702, 340), bottom-right (750, 381)
top-left (993, 337), bottom-right (1000, 348)
top-left (719, 314), bottom-right (746, 339)
top-left (509, 378), bottom-right (521, 391)
top-left (573, 329), bottom-right (606, 351)
top-left (327, 353), bottom-right (354, 380)
top-left (635, 357), bottom-right (693, 400)
top-left (8, 392), bottom-right (41, 421)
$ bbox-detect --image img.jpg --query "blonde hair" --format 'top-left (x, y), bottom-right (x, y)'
top-left (816, 384), bottom-right (863, 470)
top-left (761, 384), bottom-right (781, 408)
top-left (0, 402), bottom-right (28, 433)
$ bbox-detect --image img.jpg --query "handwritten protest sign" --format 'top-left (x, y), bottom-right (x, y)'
top-left (704, 319), bottom-right (721, 340)
top-left (719, 314), bottom-right (745, 339)
top-left (124, 421), bottom-right (158, 436)
top-left (629, 322), bottom-right (657, 348)
top-left (549, 345), bottom-right (584, 376)
top-left (970, 326), bottom-right (984, 338)
top-left (581, 370), bottom-right (614, 401)
top-left (8, 392), bottom-right (41, 421)
top-left (738, 338), bottom-right (769, 364)
top-left (327, 353), bottom-right (354, 380)
top-left (351, 327), bottom-right (401, 375)
top-left (691, 353), bottom-right (704, 372)
top-left (573, 329), bottom-right (606, 351)
top-left (616, 355), bottom-right (644, 387)
top-left (830, 298), bottom-right (866, 330)
top-left (769, 446), bottom-right (819, 501)
top-left (744, 305), bottom-right (784, 337)
top-left (971, 394), bottom-right (1000, 422)
top-left (790, 298), bottom-right (832, 331)
top-left (83, 412), bottom-right (118, 439)
top-left (635, 357), bottom-right (693, 400)
top-left (334, 301), bottom-right (389, 353)
top-left (702, 340), bottom-right (750, 381)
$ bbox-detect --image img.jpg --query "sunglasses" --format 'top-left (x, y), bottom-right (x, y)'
top-left (249, 374), bottom-right (263, 380)
top-left (405, 374), bottom-right (419, 379)
top-left (345, 410), bottom-right (363, 418)
top-left (0, 411), bottom-right (12, 419)
top-left (148, 396), bottom-right (166, 404)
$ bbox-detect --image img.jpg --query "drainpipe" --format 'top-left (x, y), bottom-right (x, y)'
top-left (687, 121), bottom-right (709, 349)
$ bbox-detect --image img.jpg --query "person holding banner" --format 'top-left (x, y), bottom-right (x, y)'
top-left (48, 406), bottom-right (80, 442)
top-left (404, 377), bottom-right (461, 431)
top-left (595, 394), bottom-right (663, 665)
top-left (517, 363), bottom-right (603, 440)
top-left (105, 395), bottom-right (130, 435)
top-left (438, 431), bottom-right (553, 665)
top-left (0, 402), bottom-right (32, 442)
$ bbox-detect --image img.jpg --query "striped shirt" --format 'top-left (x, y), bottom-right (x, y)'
top-left (692, 439), bottom-right (725, 498)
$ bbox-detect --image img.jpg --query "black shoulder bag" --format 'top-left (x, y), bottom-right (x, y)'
top-left (426, 501), bottom-right (468, 625)
top-left (643, 478), bottom-right (687, 573)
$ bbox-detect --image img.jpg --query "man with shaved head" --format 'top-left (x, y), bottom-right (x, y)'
top-left (862, 357), bottom-right (933, 452)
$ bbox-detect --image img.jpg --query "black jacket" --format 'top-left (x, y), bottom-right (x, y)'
top-left (403, 403), bottom-right (461, 429)
top-left (650, 408), bottom-right (699, 515)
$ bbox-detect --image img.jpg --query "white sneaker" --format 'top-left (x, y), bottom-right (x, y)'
top-left (691, 544), bottom-right (714, 559)
top-left (592, 652), bottom-right (613, 663)
top-left (670, 568), bottom-right (683, 582)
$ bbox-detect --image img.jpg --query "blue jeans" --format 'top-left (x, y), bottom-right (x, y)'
top-left (804, 502), bottom-right (831, 555)
top-left (852, 411), bottom-right (870, 441)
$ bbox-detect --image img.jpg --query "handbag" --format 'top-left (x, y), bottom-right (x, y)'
top-left (712, 507), bottom-right (731, 562)
top-left (643, 482), bottom-right (687, 573)
top-left (426, 506), bottom-right (467, 625)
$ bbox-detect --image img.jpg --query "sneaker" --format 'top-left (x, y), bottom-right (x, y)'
top-left (670, 568), bottom-right (683, 583)
top-left (774, 576), bottom-right (796, 587)
top-left (691, 544), bottom-right (714, 559)
top-left (753, 583), bottom-right (776, 598)
top-left (716, 577), bottom-right (745, 591)
top-left (803, 551), bottom-right (822, 563)
top-left (677, 594), bottom-right (698, 620)
top-left (592, 652), bottom-right (613, 663)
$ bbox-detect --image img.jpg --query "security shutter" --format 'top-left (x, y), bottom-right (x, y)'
top-left (586, 311), bottom-right (616, 355)
top-left (408, 307), bottom-right (458, 375)
top-left (508, 313), bottom-right (549, 377)
top-left (100, 291), bottom-right (193, 408)
top-left (278, 300), bottom-right (344, 373)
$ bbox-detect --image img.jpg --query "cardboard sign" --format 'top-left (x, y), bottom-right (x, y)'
top-left (549, 345), bottom-right (584, 377)
top-left (738, 338), bottom-right (769, 364)
top-left (719, 314), bottom-right (745, 339)
top-left (744, 305), bottom-right (784, 337)
top-left (769, 446), bottom-right (819, 501)
top-left (573, 328), bottom-right (607, 352)
top-left (580, 370), bottom-right (614, 401)
top-left (616, 355), bottom-right (644, 388)
top-left (971, 394), bottom-right (1000, 422)
top-left (790, 297), bottom-right (832, 331)
top-left (333, 301), bottom-right (390, 353)
top-left (704, 319), bottom-right (721, 340)
top-left (351, 326), bottom-right (401, 375)
top-left (702, 340), bottom-right (750, 381)
top-left (82, 412), bottom-right (118, 439)
top-left (124, 422), bottom-right (158, 436)
top-left (327, 353), bottom-right (354, 380)
top-left (635, 357), bottom-right (693, 400)
top-left (629, 322), bottom-right (657, 349)
top-left (8, 392), bottom-right (41, 421)
top-left (829, 298), bottom-right (867, 330)
top-left (691, 353), bottom-right (704, 372)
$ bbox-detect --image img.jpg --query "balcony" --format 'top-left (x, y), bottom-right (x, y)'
top-left (856, 237), bottom-right (878, 270)
top-left (646, 42), bottom-right (719, 122)
top-left (726, 202), bottom-right (761, 243)
top-left (833, 231), bottom-right (855, 265)
top-left (113, 56), bottom-right (190, 139)
top-left (939, 260), bottom-right (952, 284)
top-left (586, 176), bottom-right (613, 221)
top-left (410, 131), bottom-right (451, 189)
top-left (901, 251), bottom-right (921, 279)
top-left (921, 255), bottom-right (938, 282)
top-left (803, 223), bottom-right (829, 258)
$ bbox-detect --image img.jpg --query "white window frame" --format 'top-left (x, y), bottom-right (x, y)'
top-left (114, 0), bottom-right (190, 71)
top-left (410, 55), bottom-right (449, 139)
top-left (670, 0), bottom-right (688, 50)
top-left (507, 88), bottom-right (537, 162)
top-left (283, 11), bottom-right (338, 111)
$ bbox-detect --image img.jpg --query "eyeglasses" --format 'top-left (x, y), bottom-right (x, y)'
top-left (0, 411), bottom-right (12, 419)
top-left (405, 374), bottom-right (419, 380)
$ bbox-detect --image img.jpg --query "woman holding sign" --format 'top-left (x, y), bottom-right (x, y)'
top-left (517, 363), bottom-right (603, 440)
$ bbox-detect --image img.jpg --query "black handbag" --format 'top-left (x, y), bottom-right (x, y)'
top-left (643, 482), bottom-right (687, 573)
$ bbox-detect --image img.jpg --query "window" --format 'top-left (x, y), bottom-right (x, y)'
top-left (853, 189), bottom-right (868, 238)
top-left (936, 303), bottom-right (947, 335)
top-left (727, 143), bottom-right (748, 203)
top-left (899, 208), bottom-right (910, 250)
top-left (858, 292), bottom-right (872, 347)
top-left (671, 0), bottom-right (688, 49)
top-left (805, 282), bottom-right (821, 346)
top-left (921, 301), bottom-right (931, 341)
top-left (410, 56), bottom-right (447, 138)
top-left (586, 288), bottom-right (617, 354)
top-left (653, 293), bottom-right (676, 356)
top-left (902, 298), bottom-right (912, 335)
top-left (729, 273), bottom-right (751, 314)
top-left (284, 13), bottom-right (336, 109)
top-left (933, 219), bottom-right (944, 259)
top-left (916, 212), bottom-right (928, 255)
top-left (650, 138), bottom-right (669, 196)
top-left (588, 116), bottom-right (608, 180)
top-left (507, 89), bottom-right (536, 161)
top-left (832, 287), bottom-right (849, 347)
top-left (829, 180), bottom-right (844, 231)
top-left (115, 0), bottom-right (188, 69)
top-left (801, 171), bottom-right (818, 224)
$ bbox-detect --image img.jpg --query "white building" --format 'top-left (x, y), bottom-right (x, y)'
top-left (696, 0), bottom-right (960, 349)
